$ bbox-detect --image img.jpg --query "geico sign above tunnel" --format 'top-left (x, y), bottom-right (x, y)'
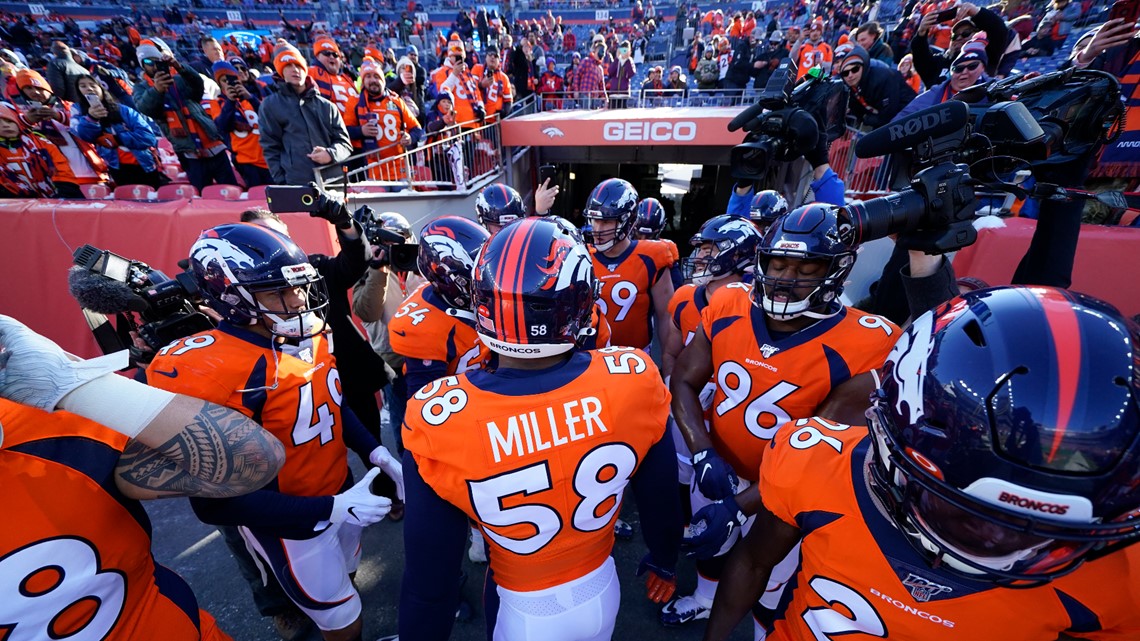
top-left (602, 121), bottom-right (697, 142)
top-left (500, 111), bottom-right (748, 147)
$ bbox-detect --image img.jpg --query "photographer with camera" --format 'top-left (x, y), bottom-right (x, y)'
top-left (910, 3), bottom-right (1007, 90)
top-left (133, 39), bottom-right (238, 191)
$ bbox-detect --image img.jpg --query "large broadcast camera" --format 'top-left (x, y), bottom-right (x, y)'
top-left (68, 245), bottom-right (214, 366)
top-left (727, 60), bottom-right (850, 181)
top-left (839, 68), bottom-right (1124, 254)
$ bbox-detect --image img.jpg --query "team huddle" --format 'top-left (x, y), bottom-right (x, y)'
top-left (1, 175), bottom-right (1138, 641)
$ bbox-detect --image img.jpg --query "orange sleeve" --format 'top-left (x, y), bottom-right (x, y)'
top-left (759, 417), bottom-right (866, 527)
top-left (342, 98), bottom-right (360, 127)
top-left (0, 399), bottom-right (128, 452)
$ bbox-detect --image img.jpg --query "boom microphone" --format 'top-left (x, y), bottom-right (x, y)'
top-left (854, 102), bottom-right (969, 159)
top-left (68, 266), bottom-right (148, 314)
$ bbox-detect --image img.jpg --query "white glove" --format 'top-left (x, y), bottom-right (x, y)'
top-left (330, 468), bottom-right (392, 527)
top-left (0, 315), bottom-right (128, 411)
top-left (369, 445), bottom-right (405, 501)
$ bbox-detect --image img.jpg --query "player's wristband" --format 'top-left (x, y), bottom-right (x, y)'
top-left (57, 372), bottom-right (176, 439)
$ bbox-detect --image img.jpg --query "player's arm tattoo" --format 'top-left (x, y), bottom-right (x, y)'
top-left (116, 401), bottom-right (285, 499)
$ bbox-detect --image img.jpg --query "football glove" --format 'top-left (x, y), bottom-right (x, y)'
top-left (330, 468), bottom-right (392, 527)
top-left (682, 495), bottom-right (748, 560)
top-left (369, 445), bottom-right (405, 501)
top-left (692, 448), bottom-right (739, 501)
top-left (0, 314), bottom-right (128, 412)
top-left (636, 554), bottom-right (677, 604)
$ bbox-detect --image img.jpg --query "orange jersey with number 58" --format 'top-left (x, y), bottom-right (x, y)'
top-left (404, 348), bottom-right (670, 591)
top-left (146, 325), bottom-right (348, 497)
top-left (698, 283), bottom-right (897, 480)
top-left (590, 240), bottom-right (674, 350)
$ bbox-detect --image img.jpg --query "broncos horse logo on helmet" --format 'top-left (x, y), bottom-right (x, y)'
top-left (417, 216), bottom-right (490, 311)
top-left (682, 214), bottom-right (762, 286)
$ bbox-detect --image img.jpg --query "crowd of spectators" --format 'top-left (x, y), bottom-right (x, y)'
top-left (0, 0), bottom-right (1137, 211)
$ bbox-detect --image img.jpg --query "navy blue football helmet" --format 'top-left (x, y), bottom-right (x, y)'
top-left (473, 216), bottom-right (597, 358)
top-left (754, 203), bottom-right (855, 320)
top-left (417, 216), bottom-right (490, 311)
top-left (583, 178), bottom-right (639, 251)
top-left (189, 223), bottom-right (328, 338)
top-left (682, 215), bottom-right (763, 285)
top-left (869, 286), bottom-right (1140, 584)
top-left (748, 190), bottom-right (788, 230)
top-left (475, 183), bottom-right (525, 231)
top-left (633, 198), bottom-right (667, 239)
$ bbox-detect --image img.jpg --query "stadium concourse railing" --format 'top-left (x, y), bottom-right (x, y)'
top-left (315, 117), bottom-right (505, 193)
top-left (827, 125), bottom-right (895, 199)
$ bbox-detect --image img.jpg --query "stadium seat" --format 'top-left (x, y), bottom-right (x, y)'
top-left (80, 183), bottom-right (110, 199)
top-left (113, 184), bottom-right (156, 201)
top-left (202, 184), bottom-right (243, 201)
top-left (245, 185), bottom-right (269, 201)
top-left (157, 183), bottom-right (199, 200)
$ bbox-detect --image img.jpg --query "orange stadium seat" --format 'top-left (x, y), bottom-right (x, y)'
top-left (245, 185), bottom-right (268, 201)
top-left (202, 184), bottom-right (244, 201)
top-left (113, 184), bottom-right (156, 201)
top-left (157, 184), bottom-right (199, 200)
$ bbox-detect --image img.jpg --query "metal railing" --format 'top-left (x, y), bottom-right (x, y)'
top-left (316, 118), bottom-right (504, 193)
top-left (828, 125), bottom-right (895, 198)
top-left (527, 87), bottom-right (766, 111)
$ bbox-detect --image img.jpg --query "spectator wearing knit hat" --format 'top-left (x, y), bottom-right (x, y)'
top-left (257, 43), bottom-right (351, 186)
top-left (209, 61), bottom-right (271, 188)
top-left (133, 39), bottom-right (238, 191)
top-left (309, 36), bottom-right (359, 115)
top-left (343, 56), bottom-right (422, 182)
top-left (893, 37), bottom-right (989, 122)
top-left (910, 2), bottom-right (1007, 89)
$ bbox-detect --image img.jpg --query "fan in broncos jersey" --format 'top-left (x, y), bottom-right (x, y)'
top-left (705, 287), bottom-right (1140, 641)
top-left (662, 204), bottom-right (898, 627)
top-left (584, 179), bottom-right (675, 371)
top-left (388, 216), bottom-right (492, 399)
top-left (146, 223), bottom-right (403, 641)
top-left (399, 217), bottom-right (682, 641)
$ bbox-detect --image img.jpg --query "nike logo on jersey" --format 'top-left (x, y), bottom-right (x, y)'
top-left (393, 330), bottom-right (407, 337)
top-left (348, 507), bottom-right (360, 522)
top-left (153, 368), bottom-right (178, 378)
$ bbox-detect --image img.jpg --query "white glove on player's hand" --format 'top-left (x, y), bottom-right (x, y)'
top-left (369, 445), bottom-right (405, 501)
top-left (330, 468), bottom-right (392, 527)
top-left (0, 315), bottom-right (128, 411)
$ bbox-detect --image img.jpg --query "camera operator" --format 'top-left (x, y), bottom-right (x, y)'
top-left (910, 3), bottom-right (1008, 90)
top-left (133, 39), bottom-right (239, 191)
top-left (351, 211), bottom-right (424, 457)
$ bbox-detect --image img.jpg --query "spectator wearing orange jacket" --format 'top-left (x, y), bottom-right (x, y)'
top-left (472, 48), bottom-right (513, 118)
top-left (343, 57), bottom-right (422, 182)
top-left (438, 54), bottom-right (485, 128)
top-left (0, 103), bottom-right (55, 198)
top-left (13, 69), bottom-right (107, 198)
top-left (309, 36), bottom-right (359, 114)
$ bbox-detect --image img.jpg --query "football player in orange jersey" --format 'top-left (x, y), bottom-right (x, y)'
top-left (583, 179), bottom-right (676, 370)
top-left (664, 204), bottom-right (898, 626)
top-left (706, 287), bottom-right (1140, 641)
top-left (309, 36), bottom-right (358, 114)
top-left (399, 216), bottom-right (682, 641)
top-left (664, 215), bottom-right (763, 486)
top-left (0, 315), bottom-right (285, 641)
top-left (343, 57), bottom-right (423, 182)
top-left (146, 224), bottom-right (403, 641)
top-left (632, 197), bottom-right (682, 289)
top-left (388, 216), bottom-right (492, 398)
